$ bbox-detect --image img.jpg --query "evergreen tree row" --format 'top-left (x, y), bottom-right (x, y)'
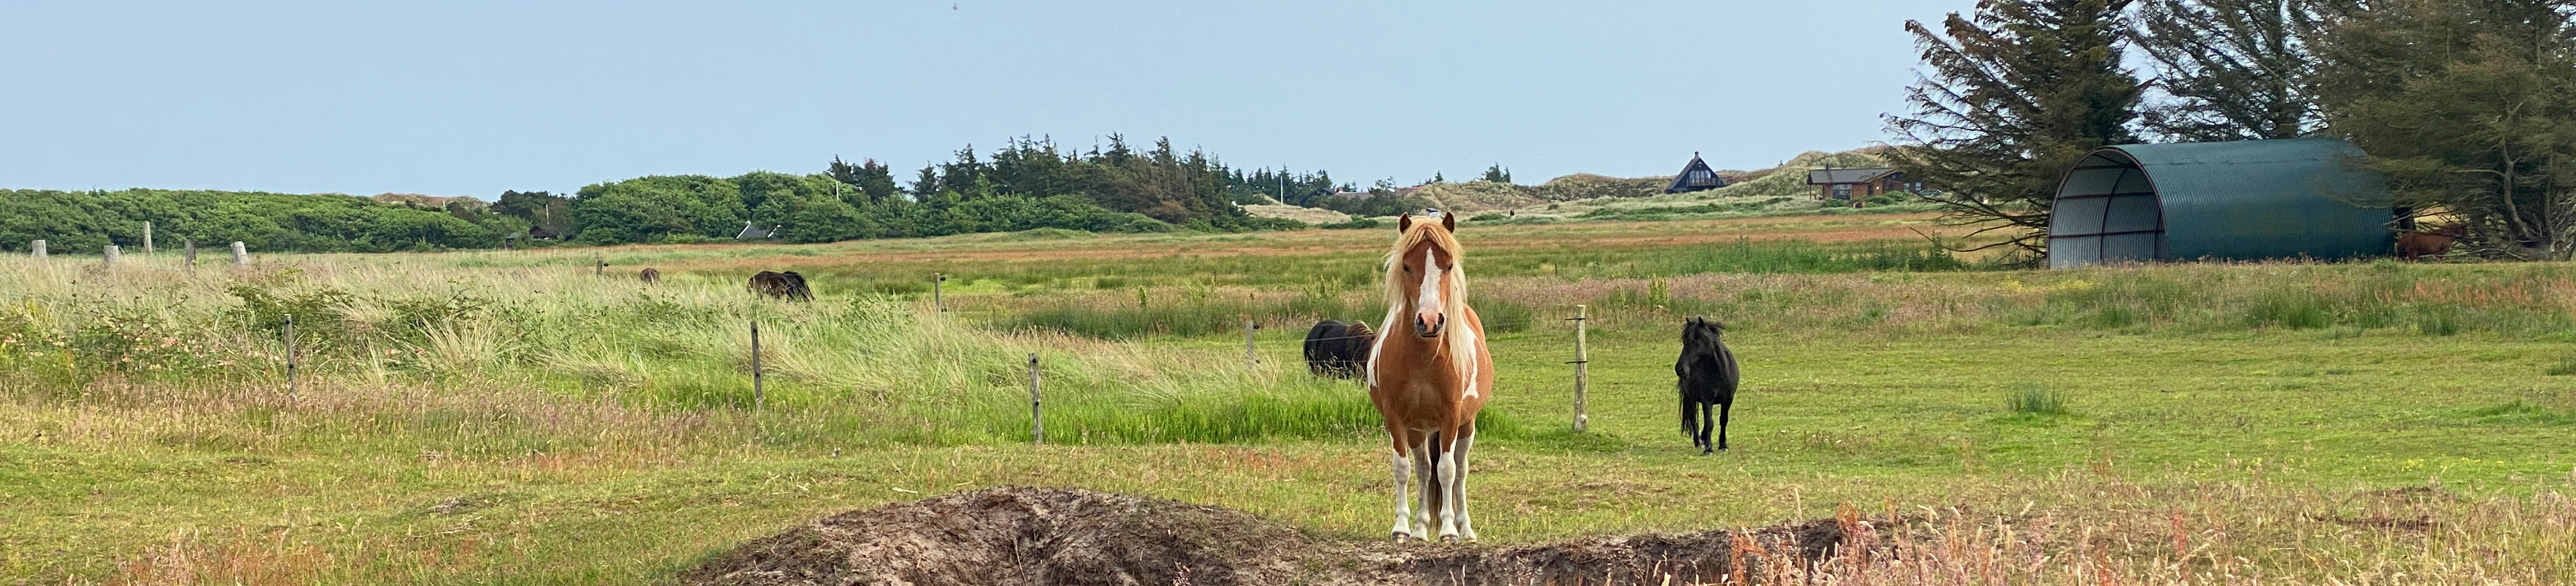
top-left (1889, 0), bottom-right (2576, 262)
top-left (3, 135), bottom-right (1330, 252)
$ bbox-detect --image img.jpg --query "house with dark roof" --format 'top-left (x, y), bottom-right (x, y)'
top-left (1805, 167), bottom-right (1917, 204)
top-left (1665, 153), bottom-right (1727, 193)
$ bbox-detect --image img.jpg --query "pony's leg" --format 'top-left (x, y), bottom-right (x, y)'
top-left (1451, 422), bottom-right (1478, 542)
top-left (1717, 401), bottom-right (1732, 452)
top-left (1413, 433), bottom-right (1438, 539)
top-left (1386, 429), bottom-right (1414, 541)
top-left (1434, 426), bottom-right (1464, 542)
top-left (1700, 402), bottom-right (1716, 455)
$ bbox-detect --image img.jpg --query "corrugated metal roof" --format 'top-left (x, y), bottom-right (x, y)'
top-left (1805, 168), bottom-right (1898, 184)
top-left (2047, 137), bottom-right (2393, 269)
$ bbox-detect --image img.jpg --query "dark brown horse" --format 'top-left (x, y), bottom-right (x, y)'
top-left (639, 267), bottom-right (661, 283)
top-left (747, 271), bottom-right (812, 301)
top-left (2397, 224), bottom-right (2467, 260)
top-left (1367, 211), bottom-right (1491, 543)
top-left (1303, 320), bottom-right (1376, 379)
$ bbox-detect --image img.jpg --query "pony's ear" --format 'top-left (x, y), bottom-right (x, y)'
top-left (1441, 212), bottom-right (1456, 232)
top-left (1398, 213), bottom-right (1413, 232)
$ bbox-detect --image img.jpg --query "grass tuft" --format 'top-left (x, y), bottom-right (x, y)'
top-left (2006, 384), bottom-right (2070, 417)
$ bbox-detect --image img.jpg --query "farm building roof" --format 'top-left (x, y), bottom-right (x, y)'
top-left (2046, 137), bottom-right (2394, 269)
top-left (1805, 168), bottom-right (1899, 184)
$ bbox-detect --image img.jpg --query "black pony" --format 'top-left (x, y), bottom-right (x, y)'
top-left (1676, 317), bottom-right (1740, 455)
top-left (747, 271), bottom-right (812, 301)
top-left (1303, 319), bottom-right (1376, 379)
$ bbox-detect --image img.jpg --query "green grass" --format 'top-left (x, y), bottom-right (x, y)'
top-left (8, 234), bottom-right (2576, 584)
top-left (2004, 384), bottom-right (2070, 417)
top-left (2549, 355), bottom-right (2576, 376)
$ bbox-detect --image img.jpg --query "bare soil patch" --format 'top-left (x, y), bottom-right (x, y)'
top-left (678, 487), bottom-right (1873, 586)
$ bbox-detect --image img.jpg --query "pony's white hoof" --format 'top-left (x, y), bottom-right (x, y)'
top-left (1440, 534), bottom-right (1459, 544)
top-left (1392, 532), bottom-right (1410, 543)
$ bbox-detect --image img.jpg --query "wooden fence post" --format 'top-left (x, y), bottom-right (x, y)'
top-left (142, 222), bottom-right (153, 255)
top-left (1245, 320), bottom-right (1261, 372)
top-left (30, 239), bottom-right (44, 260)
top-left (1028, 353), bottom-right (1043, 444)
top-left (284, 314), bottom-right (298, 405)
top-left (103, 245), bottom-right (119, 267)
top-left (183, 239), bottom-right (197, 267)
top-left (231, 241), bottom-right (249, 266)
top-left (1570, 304), bottom-right (1590, 433)
top-left (933, 273), bottom-right (946, 312)
top-left (750, 321), bottom-right (764, 410)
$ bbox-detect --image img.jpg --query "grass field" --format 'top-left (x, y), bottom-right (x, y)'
top-left (6, 217), bottom-right (2576, 584)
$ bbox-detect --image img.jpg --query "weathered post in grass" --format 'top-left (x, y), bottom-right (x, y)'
top-left (30, 239), bottom-right (45, 260)
top-left (284, 314), bottom-right (298, 406)
top-left (142, 222), bottom-right (153, 255)
top-left (1245, 320), bottom-right (1261, 372)
top-left (103, 245), bottom-right (119, 267)
top-left (1028, 353), bottom-right (1043, 444)
top-left (750, 321), bottom-right (765, 410)
top-left (595, 258), bottom-right (606, 278)
top-left (1570, 304), bottom-right (1590, 433)
top-left (933, 273), bottom-right (947, 312)
top-left (183, 239), bottom-right (197, 267)
top-left (230, 241), bottom-right (249, 266)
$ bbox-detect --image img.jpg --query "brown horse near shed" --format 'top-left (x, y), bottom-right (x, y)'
top-left (2397, 224), bottom-right (2467, 260)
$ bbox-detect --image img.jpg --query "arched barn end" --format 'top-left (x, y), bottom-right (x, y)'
top-left (2047, 138), bottom-right (2395, 269)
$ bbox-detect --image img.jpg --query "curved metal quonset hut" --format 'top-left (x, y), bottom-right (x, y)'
top-left (2047, 137), bottom-right (2393, 269)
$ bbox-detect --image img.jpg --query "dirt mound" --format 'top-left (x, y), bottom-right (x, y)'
top-left (679, 487), bottom-right (1876, 586)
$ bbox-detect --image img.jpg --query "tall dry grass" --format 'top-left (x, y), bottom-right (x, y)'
top-left (0, 254), bottom-right (1380, 449)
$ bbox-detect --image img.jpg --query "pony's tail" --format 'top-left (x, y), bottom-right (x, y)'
top-left (1681, 393), bottom-right (1697, 437)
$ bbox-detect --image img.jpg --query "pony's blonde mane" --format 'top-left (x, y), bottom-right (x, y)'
top-left (1379, 218), bottom-right (1477, 382)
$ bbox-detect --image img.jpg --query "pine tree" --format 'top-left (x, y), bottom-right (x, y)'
top-left (827, 156), bottom-right (902, 204)
top-left (1885, 0), bottom-right (2145, 262)
top-left (2312, 0), bottom-right (2576, 259)
top-left (910, 164), bottom-right (941, 196)
top-left (1480, 163), bottom-right (1512, 184)
top-left (2133, 0), bottom-right (2330, 140)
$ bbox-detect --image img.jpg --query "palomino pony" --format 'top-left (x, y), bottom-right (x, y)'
top-left (1368, 211), bottom-right (1494, 543)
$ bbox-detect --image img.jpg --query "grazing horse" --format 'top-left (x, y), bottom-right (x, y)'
top-left (1676, 317), bottom-right (1741, 455)
top-left (2397, 223), bottom-right (2467, 260)
top-left (1303, 320), bottom-right (1376, 379)
top-left (639, 267), bottom-right (661, 283)
top-left (1367, 211), bottom-right (1492, 543)
top-left (747, 271), bottom-right (812, 301)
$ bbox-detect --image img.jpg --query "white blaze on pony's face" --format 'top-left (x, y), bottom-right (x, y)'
top-left (1411, 247), bottom-right (1448, 338)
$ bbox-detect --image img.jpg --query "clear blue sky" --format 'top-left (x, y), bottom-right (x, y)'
top-left (0, 1), bottom-right (1975, 199)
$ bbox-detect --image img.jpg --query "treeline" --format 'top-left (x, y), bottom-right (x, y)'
top-left (0, 189), bottom-right (510, 253)
top-left (558, 135), bottom-right (1312, 244)
top-left (1887, 0), bottom-right (2576, 261)
top-left (3, 135), bottom-right (1339, 253)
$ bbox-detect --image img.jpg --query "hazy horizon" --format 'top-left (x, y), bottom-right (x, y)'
top-left (1, 1), bottom-right (1975, 197)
